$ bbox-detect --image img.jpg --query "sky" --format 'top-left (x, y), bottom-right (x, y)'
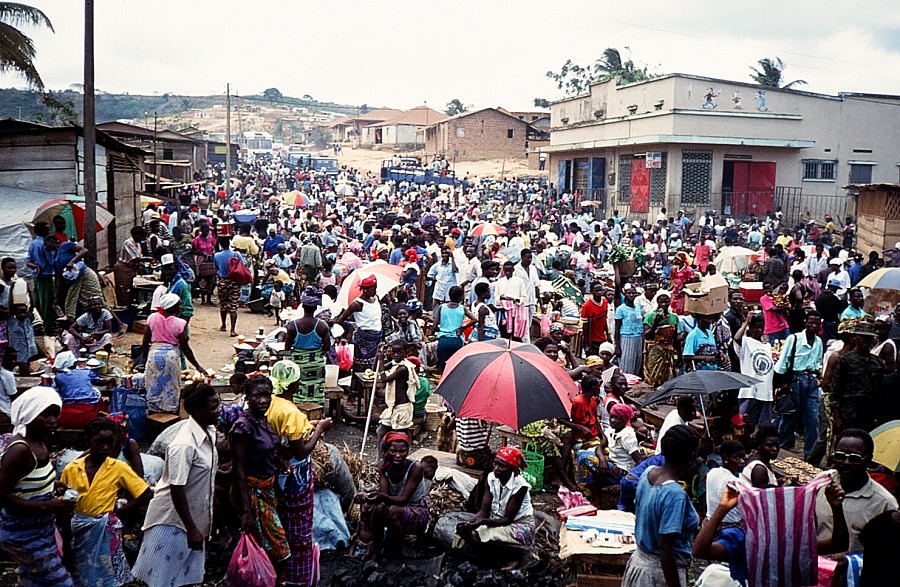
top-left (3, 0), bottom-right (900, 112)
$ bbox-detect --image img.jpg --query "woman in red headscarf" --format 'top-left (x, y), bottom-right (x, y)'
top-left (455, 447), bottom-right (535, 568)
top-left (351, 432), bottom-right (428, 568)
top-left (670, 252), bottom-right (695, 315)
top-left (575, 402), bottom-right (644, 504)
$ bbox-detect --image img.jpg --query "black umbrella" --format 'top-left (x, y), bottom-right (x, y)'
top-left (642, 371), bottom-right (762, 435)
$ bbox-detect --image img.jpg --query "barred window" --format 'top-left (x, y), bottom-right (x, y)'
top-left (849, 163), bottom-right (873, 184)
top-left (650, 152), bottom-right (667, 203)
top-left (803, 159), bottom-right (836, 181)
top-left (681, 150), bottom-right (712, 205)
top-left (618, 155), bottom-right (632, 202)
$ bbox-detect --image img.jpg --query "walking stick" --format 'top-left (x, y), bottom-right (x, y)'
top-left (359, 355), bottom-right (381, 458)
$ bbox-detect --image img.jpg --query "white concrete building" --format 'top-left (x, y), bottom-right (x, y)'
top-left (544, 74), bottom-right (900, 224)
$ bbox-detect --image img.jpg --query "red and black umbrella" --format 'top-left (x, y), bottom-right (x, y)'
top-left (435, 339), bottom-right (576, 430)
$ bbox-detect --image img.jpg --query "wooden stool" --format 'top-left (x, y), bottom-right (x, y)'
top-left (324, 386), bottom-right (343, 419)
top-left (497, 425), bottom-right (530, 447)
top-left (296, 402), bottom-right (324, 421)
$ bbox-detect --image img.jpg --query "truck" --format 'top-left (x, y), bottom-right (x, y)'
top-left (379, 156), bottom-right (460, 187)
top-left (309, 156), bottom-right (340, 177)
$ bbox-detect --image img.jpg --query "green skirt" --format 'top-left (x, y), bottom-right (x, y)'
top-left (291, 347), bottom-right (325, 402)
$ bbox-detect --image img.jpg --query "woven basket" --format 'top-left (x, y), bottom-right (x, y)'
top-left (425, 405), bottom-right (447, 431)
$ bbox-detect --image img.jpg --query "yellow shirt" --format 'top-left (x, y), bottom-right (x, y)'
top-left (60, 456), bottom-right (148, 517)
top-left (266, 396), bottom-right (314, 442)
top-left (775, 234), bottom-right (793, 248)
top-left (231, 235), bottom-right (260, 256)
top-left (273, 269), bottom-right (292, 285)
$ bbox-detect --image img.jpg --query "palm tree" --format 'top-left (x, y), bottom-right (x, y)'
top-left (593, 47), bottom-right (650, 85)
top-left (749, 57), bottom-right (807, 89)
top-left (0, 3), bottom-right (54, 90)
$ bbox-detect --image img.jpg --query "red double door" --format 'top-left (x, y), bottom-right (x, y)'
top-left (728, 161), bottom-right (775, 216)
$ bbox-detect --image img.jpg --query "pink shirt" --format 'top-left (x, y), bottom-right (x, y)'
top-left (760, 294), bottom-right (789, 334)
top-left (148, 312), bottom-right (186, 344)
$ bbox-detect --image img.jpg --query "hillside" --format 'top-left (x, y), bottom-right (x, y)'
top-left (0, 88), bottom-right (363, 133)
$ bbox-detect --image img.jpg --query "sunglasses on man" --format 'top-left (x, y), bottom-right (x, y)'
top-left (832, 451), bottom-right (866, 465)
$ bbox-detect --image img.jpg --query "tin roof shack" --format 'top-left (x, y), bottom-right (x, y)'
top-left (0, 119), bottom-right (147, 268)
top-left (850, 183), bottom-right (900, 257)
top-left (98, 121), bottom-right (203, 188)
top-left (327, 108), bottom-right (402, 143)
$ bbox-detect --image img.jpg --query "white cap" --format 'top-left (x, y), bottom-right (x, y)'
top-left (829, 258), bottom-right (842, 265)
top-left (160, 253), bottom-right (175, 266)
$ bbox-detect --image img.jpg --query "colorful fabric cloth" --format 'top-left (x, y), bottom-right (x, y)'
top-left (246, 474), bottom-right (290, 563)
top-left (739, 475), bottom-right (831, 587)
top-left (70, 512), bottom-right (131, 586)
top-left (0, 496), bottom-right (74, 586)
top-left (291, 346), bottom-right (325, 402)
top-left (217, 275), bottom-right (240, 313)
top-left (644, 323), bottom-right (678, 387)
top-left (575, 449), bottom-right (626, 490)
top-left (145, 342), bottom-right (181, 413)
top-left (277, 458), bottom-right (315, 586)
top-left (353, 328), bottom-right (381, 371)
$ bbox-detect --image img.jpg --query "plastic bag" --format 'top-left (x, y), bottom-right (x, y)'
top-left (336, 342), bottom-right (353, 371)
top-left (227, 533), bottom-right (276, 587)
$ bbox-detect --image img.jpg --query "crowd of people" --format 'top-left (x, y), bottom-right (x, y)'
top-left (0, 152), bottom-right (895, 586)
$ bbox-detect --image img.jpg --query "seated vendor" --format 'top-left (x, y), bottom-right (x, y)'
top-left (558, 374), bottom-right (603, 491)
top-left (353, 432), bottom-right (428, 569)
top-left (455, 447), bottom-right (535, 569)
top-left (63, 296), bottom-right (114, 356)
top-left (576, 403), bottom-right (643, 504)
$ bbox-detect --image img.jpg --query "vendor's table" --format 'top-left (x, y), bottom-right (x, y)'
top-left (325, 385), bottom-right (343, 418)
top-left (132, 277), bottom-right (163, 306)
top-left (559, 511), bottom-right (636, 587)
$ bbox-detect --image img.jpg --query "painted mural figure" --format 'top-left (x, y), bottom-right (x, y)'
top-left (731, 91), bottom-right (742, 109)
top-left (754, 90), bottom-right (768, 112)
top-left (702, 87), bottom-right (719, 109)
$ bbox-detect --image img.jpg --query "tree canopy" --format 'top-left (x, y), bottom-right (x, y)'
top-left (546, 47), bottom-right (653, 96)
top-left (749, 57), bottom-right (807, 89)
top-left (262, 87), bottom-right (283, 100)
top-left (0, 2), bottom-right (53, 90)
top-left (445, 98), bottom-right (468, 116)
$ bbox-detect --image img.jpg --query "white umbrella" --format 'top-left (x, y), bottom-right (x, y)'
top-left (714, 246), bottom-right (757, 273)
top-left (335, 184), bottom-right (355, 197)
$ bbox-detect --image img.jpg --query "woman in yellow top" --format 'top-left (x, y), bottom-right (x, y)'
top-left (60, 417), bottom-right (152, 586)
top-left (266, 363), bottom-right (332, 586)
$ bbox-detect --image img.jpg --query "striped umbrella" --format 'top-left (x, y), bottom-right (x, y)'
top-left (435, 339), bottom-right (575, 430)
top-left (857, 267), bottom-right (900, 291)
top-left (33, 196), bottom-right (115, 241)
top-left (470, 222), bottom-right (507, 237)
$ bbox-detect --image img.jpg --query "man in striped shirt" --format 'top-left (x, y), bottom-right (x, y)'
top-left (455, 417), bottom-right (493, 470)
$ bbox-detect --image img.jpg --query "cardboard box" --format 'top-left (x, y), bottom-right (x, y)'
top-left (683, 274), bottom-right (729, 315)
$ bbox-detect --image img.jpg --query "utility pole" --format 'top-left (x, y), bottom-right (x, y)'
top-left (83, 0), bottom-right (97, 268)
top-left (153, 113), bottom-right (159, 194)
top-left (225, 84), bottom-right (231, 203)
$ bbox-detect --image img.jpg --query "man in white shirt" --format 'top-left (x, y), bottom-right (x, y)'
top-left (733, 312), bottom-right (775, 436)
top-left (635, 283), bottom-right (660, 317)
top-left (655, 396), bottom-right (703, 454)
top-left (514, 249), bottom-right (541, 343)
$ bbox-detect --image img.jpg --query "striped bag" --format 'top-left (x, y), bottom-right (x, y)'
top-left (740, 475), bottom-right (832, 587)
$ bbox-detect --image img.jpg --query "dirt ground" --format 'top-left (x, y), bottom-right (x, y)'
top-left (311, 146), bottom-right (545, 181)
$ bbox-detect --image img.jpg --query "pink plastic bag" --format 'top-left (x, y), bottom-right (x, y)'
top-left (227, 533), bottom-right (276, 587)
top-left (336, 342), bottom-right (353, 371)
top-left (557, 486), bottom-right (590, 510)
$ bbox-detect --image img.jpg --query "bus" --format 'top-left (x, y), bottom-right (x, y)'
top-left (242, 131), bottom-right (274, 161)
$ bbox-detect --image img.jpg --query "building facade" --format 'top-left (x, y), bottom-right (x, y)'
top-left (424, 108), bottom-right (535, 161)
top-left (544, 74), bottom-right (900, 224)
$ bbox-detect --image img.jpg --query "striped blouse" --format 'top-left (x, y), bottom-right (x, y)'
top-left (7, 440), bottom-right (55, 499)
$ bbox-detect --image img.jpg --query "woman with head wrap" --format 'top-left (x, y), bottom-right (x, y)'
top-left (455, 446), bottom-right (535, 568)
top-left (332, 275), bottom-right (383, 395)
top-left (264, 364), bottom-right (332, 585)
top-left (138, 293), bottom-right (210, 413)
top-left (352, 431), bottom-right (428, 568)
top-left (575, 402), bottom-right (644, 504)
top-left (0, 387), bottom-right (75, 586)
top-left (284, 286), bottom-right (332, 403)
top-left (642, 290), bottom-right (680, 387)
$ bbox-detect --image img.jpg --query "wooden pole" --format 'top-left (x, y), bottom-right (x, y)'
top-left (83, 0), bottom-right (97, 268)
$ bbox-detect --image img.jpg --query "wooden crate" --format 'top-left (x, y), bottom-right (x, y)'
top-left (296, 402), bottom-right (324, 421)
top-left (577, 574), bottom-right (623, 587)
top-left (574, 552), bottom-right (630, 587)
